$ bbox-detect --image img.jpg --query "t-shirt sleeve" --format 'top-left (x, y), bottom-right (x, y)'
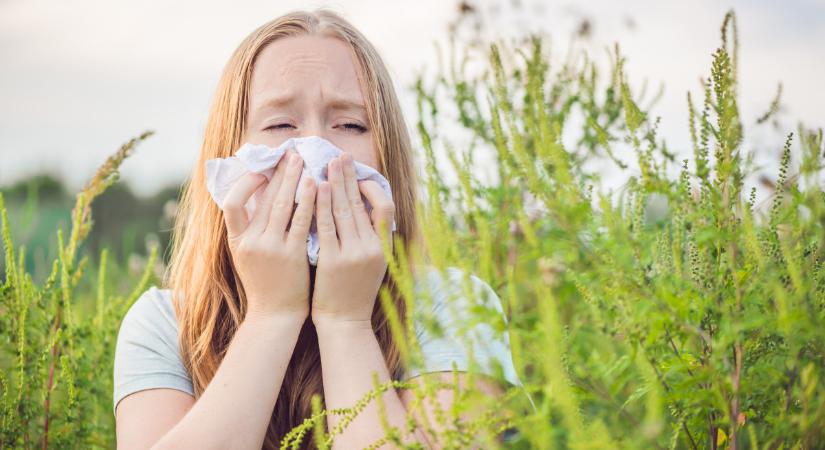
top-left (403, 267), bottom-right (523, 387)
top-left (112, 286), bottom-right (194, 415)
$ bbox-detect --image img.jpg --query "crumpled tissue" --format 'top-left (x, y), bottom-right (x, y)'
top-left (205, 135), bottom-right (396, 266)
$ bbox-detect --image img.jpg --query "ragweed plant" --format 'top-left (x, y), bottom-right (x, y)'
top-left (1, 132), bottom-right (157, 449)
top-left (373, 9), bottom-right (824, 450)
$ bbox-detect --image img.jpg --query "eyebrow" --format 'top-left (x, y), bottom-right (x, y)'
top-left (255, 92), bottom-right (367, 112)
top-left (327, 97), bottom-right (367, 112)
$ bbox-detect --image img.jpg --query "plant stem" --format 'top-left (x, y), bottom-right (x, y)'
top-left (41, 314), bottom-right (61, 450)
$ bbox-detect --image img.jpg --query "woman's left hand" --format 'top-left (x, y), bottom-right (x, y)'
top-left (310, 152), bottom-right (395, 328)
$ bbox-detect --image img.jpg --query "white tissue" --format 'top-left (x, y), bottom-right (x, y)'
top-left (205, 135), bottom-right (396, 266)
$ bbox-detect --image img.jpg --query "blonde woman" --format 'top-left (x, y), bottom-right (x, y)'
top-left (113, 9), bottom-right (522, 449)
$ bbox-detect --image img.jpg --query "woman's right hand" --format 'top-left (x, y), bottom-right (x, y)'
top-left (221, 149), bottom-right (316, 321)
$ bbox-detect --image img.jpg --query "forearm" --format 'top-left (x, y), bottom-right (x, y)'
top-left (153, 313), bottom-right (304, 450)
top-left (315, 320), bottom-right (432, 449)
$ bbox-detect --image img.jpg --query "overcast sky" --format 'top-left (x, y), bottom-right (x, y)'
top-left (1, 0), bottom-right (823, 197)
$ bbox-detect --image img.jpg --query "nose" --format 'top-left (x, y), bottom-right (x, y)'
top-left (298, 117), bottom-right (332, 144)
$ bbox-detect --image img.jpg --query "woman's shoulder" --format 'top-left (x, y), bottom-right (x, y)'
top-left (406, 265), bottom-right (522, 387)
top-left (411, 265), bottom-right (509, 327)
top-left (119, 285), bottom-right (180, 333)
top-left (413, 264), bottom-right (500, 296)
top-left (120, 286), bottom-right (178, 347)
top-left (113, 285), bottom-right (192, 415)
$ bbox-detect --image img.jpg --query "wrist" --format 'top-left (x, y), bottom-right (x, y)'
top-left (238, 314), bottom-right (305, 347)
top-left (312, 315), bottom-right (373, 334)
top-left (245, 308), bottom-right (307, 330)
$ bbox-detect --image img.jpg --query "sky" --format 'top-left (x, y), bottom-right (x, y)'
top-left (1, 0), bottom-right (823, 197)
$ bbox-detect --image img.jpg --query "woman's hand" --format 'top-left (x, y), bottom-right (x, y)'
top-left (221, 149), bottom-right (317, 321)
top-left (310, 152), bottom-right (396, 328)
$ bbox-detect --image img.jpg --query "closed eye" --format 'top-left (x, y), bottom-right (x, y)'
top-left (339, 123), bottom-right (368, 133)
top-left (264, 123), bottom-right (295, 132)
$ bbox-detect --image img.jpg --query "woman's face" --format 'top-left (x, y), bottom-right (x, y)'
top-left (244, 34), bottom-right (377, 169)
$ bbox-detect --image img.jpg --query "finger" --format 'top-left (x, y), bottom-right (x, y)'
top-left (248, 149), bottom-right (293, 234)
top-left (315, 180), bottom-right (338, 253)
top-left (266, 152), bottom-right (305, 236)
top-left (358, 179), bottom-right (395, 239)
top-left (286, 176), bottom-right (316, 249)
top-left (341, 153), bottom-right (373, 237)
top-left (222, 172), bottom-right (267, 239)
top-left (328, 156), bottom-right (358, 241)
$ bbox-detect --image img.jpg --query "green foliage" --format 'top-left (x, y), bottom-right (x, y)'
top-left (2, 9), bottom-right (824, 450)
top-left (1, 132), bottom-right (157, 449)
top-left (392, 9), bottom-right (823, 449)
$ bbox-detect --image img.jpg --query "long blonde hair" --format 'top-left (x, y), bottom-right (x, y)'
top-left (165, 9), bottom-right (421, 448)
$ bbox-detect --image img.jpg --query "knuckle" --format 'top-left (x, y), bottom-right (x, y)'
top-left (333, 207), bottom-right (352, 218)
top-left (340, 251), bottom-right (360, 265)
top-left (234, 241), bottom-right (255, 259)
top-left (242, 173), bottom-right (264, 189)
top-left (223, 200), bottom-right (241, 213)
top-left (291, 212), bottom-right (310, 228)
top-left (262, 177), bottom-right (279, 194)
top-left (273, 197), bottom-right (292, 210)
top-left (270, 172), bottom-right (285, 189)
top-left (227, 234), bottom-right (243, 250)
top-left (317, 221), bottom-right (336, 233)
top-left (231, 234), bottom-right (306, 268)
top-left (377, 202), bottom-right (395, 215)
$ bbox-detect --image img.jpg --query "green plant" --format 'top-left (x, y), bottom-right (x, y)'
top-left (1, 132), bottom-right (157, 448)
top-left (2, 9), bottom-right (824, 450)
top-left (389, 9), bottom-right (824, 449)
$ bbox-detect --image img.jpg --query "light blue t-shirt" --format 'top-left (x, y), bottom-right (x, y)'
top-left (112, 265), bottom-right (528, 414)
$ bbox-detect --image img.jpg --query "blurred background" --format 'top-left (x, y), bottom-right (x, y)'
top-left (2, 0), bottom-right (823, 278)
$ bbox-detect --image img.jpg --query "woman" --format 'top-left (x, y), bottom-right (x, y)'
top-left (113, 9), bottom-right (522, 449)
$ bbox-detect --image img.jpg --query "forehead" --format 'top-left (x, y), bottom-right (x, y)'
top-left (249, 34), bottom-right (365, 105)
